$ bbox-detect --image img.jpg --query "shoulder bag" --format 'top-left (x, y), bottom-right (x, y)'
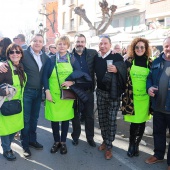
top-left (55, 65), bottom-right (76, 100)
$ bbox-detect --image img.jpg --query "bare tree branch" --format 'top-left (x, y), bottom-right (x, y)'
top-left (98, 5), bottom-right (117, 35)
top-left (74, 7), bottom-right (96, 30)
top-left (39, 9), bottom-right (56, 33)
top-left (96, 0), bottom-right (109, 32)
top-left (74, 0), bottom-right (117, 36)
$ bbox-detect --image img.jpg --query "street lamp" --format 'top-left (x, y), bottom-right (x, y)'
top-left (39, 23), bottom-right (44, 35)
top-left (38, 23), bottom-right (49, 37)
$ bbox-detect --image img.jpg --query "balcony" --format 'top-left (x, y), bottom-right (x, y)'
top-left (114, 0), bottom-right (143, 15)
top-left (62, 22), bottom-right (76, 33)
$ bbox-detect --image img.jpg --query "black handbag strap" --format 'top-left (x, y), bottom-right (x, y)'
top-left (54, 65), bottom-right (62, 90)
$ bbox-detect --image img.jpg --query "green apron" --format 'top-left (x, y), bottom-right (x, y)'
top-left (124, 60), bottom-right (151, 123)
top-left (45, 56), bottom-right (74, 121)
top-left (0, 61), bottom-right (24, 136)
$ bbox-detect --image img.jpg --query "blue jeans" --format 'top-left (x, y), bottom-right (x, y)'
top-left (21, 88), bottom-right (42, 149)
top-left (153, 111), bottom-right (170, 165)
top-left (1, 133), bottom-right (16, 152)
top-left (51, 120), bottom-right (69, 142)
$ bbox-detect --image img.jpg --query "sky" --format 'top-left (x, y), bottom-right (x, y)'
top-left (0, 0), bottom-right (40, 40)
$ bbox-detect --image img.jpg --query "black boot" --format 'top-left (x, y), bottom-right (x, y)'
top-left (134, 135), bottom-right (142, 156)
top-left (127, 136), bottom-right (135, 157)
top-left (127, 123), bottom-right (136, 157)
top-left (134, 123), bottom-right (145, 157)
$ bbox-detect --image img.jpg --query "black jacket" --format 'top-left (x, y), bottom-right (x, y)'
top-left (102, 61), bottom-right (127, 99)
top-left (66, 70), bottom-right (92, 103)
top-left (71, 48), bottom-right (98, 91)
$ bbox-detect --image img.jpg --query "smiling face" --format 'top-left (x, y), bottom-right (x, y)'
top-left (9, 47), bottom-right (22, 65)
top-left (99, 37), bottom-right (111, 56)
top-left (30, 35), bottom-right (44, 54)
top-left (134, 41), bottom-right (146, 56)
top-left (163, 38), bottom-right (170, 59)
top-left (74, 36), bottom-right (86, 54)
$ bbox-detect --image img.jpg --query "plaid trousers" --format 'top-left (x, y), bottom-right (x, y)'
top-left (96, 88), bottom-right (120, 149)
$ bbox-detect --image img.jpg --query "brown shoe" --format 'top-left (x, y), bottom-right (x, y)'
top-left (145, 156), bottom-right (163, 164)
top-left (105, 150), bottom-right (112, 160)
top-left (98, 143), bottom-right (106, 151)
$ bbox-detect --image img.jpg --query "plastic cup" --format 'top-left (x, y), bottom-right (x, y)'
top-left (106, 60), bottom-right (113, 66)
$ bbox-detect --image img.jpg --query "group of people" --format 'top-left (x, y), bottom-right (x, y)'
top-left (0, 33), bottom-right (170, 169)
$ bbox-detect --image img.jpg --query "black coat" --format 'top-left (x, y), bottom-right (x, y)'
top-left (66, 70), bottom-right (92, 103)
top-left (102, 61), bottom-right (127, 99)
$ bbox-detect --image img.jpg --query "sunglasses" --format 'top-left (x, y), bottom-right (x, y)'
top-left (135, 46), bottom-right (145, 50)
top-left (9, 50), bottom-right (21, 55)
top-left (99, 34), bottom-right (110, 38)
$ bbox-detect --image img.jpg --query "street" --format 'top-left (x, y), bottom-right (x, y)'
top-left (0, 102), bottom-right (168, 170)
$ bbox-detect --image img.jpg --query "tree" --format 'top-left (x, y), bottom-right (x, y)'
top-left (39, 9), bottom-right (56, 34)
top-left (74, 0), bottom-right (117, 36)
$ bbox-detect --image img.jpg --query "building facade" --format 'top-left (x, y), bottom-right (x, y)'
top-left (43, 0), bottom-right (170, 50)
top-left (39, 0), bottom-right (58, 47)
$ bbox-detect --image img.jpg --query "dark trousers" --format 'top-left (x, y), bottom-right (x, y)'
top-left (21, 88), bottom-right (42, 149)
top-left (130, 122), bottom-right (145, 137)
top-left (51, 120), bottom-right (69, 143)
top-left (153, 111), bottom-right (170, 165)
top-left (71, 91), bottom-right (94, 141)
top-left (96, 88), bottom-right (120, 149)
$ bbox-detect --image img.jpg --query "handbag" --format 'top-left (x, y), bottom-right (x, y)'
top-left (1, 99), bottom-right (22, 116)
top-left (55, 65), bottom-right (76, 100)
top-left (61, 89), bottom-right (77, 100)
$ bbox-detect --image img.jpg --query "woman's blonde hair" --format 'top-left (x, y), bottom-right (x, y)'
top-left (55, 35), bottom-right (70, 48)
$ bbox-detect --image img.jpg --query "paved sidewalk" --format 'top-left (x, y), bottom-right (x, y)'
top-left (0, 102), bottom-right (168, 170)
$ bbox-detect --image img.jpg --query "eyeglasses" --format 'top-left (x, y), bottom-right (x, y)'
top-left (135, 46), bottom-right (145, 50)
top-left (51, 47), bottom-right (56, 49)
top-left (9, 50), bottom-right (21, 55)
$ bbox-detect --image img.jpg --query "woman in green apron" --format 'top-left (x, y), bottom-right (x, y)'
top-left (43, 36), bottom-right (74, 155)
top-left (121, 37), bottom-right (152, 157)
top-left (0, 43), bottom-right (26, 161)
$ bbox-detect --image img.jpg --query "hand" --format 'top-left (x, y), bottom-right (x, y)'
top-left (148, 86), bottom-right (158, 97)
top-left (0, 62), bottom-right (8, 73)
top-left (107, 65), bottom-right (117, 73)
top-left (61, 81), bottom-right (74, 87)
top-left (45, 90), bottom-right (54, 103)
top-left (111, 50), bottom-right (117, 54)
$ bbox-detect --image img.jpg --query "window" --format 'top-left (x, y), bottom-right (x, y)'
top-left (79, 17), bottom-right (83, 25)
top-left (70, 18), bottom-right (75, 30)
top-left (70, 8), bottom-right (75, 30)
top-left (62, 12), bottom-right (66, 29)
top-left (70, 8), bottom-right (74, 19)
top-left (124, 15), bottom-right (140, 31)
top-left (111, 19), bottom-right (119, 28)
top-left (62, 0), bottom-right (66, 5)
top-left (94, 21), bottom-right (101, 28)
